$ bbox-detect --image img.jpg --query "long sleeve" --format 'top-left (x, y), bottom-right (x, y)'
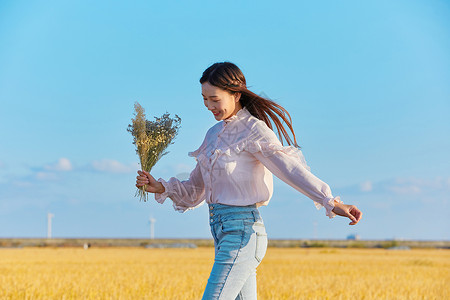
top-left (247, 120), bottom-right (342, 218)
top-left (159, 106), bottom-right (344, 214)
top-left (154, 162), bottom-right (206, 212)
top-left (252, 150), bottom-right (341, 218)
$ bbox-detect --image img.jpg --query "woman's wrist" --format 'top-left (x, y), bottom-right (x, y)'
top-left (332, 198), bottom-right (343, 212)
top-left (157, 182), bottom-right (165, 194)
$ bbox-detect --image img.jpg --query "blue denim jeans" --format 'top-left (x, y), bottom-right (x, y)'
top-left (202, 203), bottom-right (268, 300)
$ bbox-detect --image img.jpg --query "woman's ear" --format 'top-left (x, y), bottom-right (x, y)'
top-left (234, 92), bottom-right (241, 103)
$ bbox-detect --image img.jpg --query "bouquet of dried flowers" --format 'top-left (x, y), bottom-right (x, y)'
top-left (127, 102), bottom-right (181, 201)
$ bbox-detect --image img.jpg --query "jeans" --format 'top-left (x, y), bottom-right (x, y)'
top-left (202, 203), bottom-right (268, 300)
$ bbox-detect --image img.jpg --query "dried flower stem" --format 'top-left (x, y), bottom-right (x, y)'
top-left (128, 102), bottom-right (181, 201)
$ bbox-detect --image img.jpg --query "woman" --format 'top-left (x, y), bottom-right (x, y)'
top-left (136, 62), bottom-right (362, 299)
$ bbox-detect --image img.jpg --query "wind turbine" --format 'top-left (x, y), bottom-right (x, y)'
top-left (47, 213), bottom-right (54, 239)
top-left (313, 221), bottom-right (318, 240)
top-left (149, 216), bottom-right (156, 240)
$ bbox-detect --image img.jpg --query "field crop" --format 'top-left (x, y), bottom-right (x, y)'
top-left (0, 247), bottom-right (448, 299)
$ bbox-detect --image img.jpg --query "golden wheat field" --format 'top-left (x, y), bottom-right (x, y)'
top-left (0, 247), bottom-right (448, 299)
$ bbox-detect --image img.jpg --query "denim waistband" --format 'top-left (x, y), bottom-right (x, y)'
top-left (208, 203), bottom-right (261, 225)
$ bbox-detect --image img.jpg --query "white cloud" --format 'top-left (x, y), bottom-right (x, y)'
top-left (44, 158), bottom-right (72, 172)
top-left (11, 180), bottom-right (33, 187)
top-left (387, 177), bottom-right (450, 195)
top-left (359, 181), bottom-right (373, 192)
top-left (91, 159), bottom-right (134, 173)
top-left (388, 184), bottom-right (421, 195)
top-left (342, 177), bottom-right (450, 197)
top-left (35, 171), bottom-right (59, 181)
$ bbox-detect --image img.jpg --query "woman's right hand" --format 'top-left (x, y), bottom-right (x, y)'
top-left (136, 170), bottom-right (165, 194)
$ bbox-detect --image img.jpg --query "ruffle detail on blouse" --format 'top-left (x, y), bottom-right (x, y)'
top-left (188, 149), bottom-right (202, 159)
top-left (221, 139), bottom-right (311, 172)
top-left (322, 196), bottom-right (343, 219)
top-left (154, 178), bottom-right (170, 204)
top-left (188, 143), bottom-right (211, 168)
top-left (188, 138), bottom-right (311, 172)
top-left (188, 143), bottom-right (207, 160)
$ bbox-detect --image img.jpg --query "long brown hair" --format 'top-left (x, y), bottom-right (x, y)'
top-left (199, 61), bottom-right (300, 148)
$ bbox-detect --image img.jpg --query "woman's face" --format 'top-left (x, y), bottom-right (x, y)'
top-left (202, 82), bottom-right (242, 121)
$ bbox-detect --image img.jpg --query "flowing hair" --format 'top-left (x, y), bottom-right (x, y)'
top-left (200, 61), bottom-right (300, 148)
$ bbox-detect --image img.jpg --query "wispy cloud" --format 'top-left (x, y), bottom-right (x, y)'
top-left (43, 158), bottom-right (73, 172)
top-left (90, 159), bottom-right (136, 173)
top-left (386, 177), bottom-right (450, 195)
top-left (35, 172), bottom-right (59, 181)
top-left (359, 181), bottom-right (373, 192)
top-left (338, 176), bottom-right (450, 201)
top-left (3, 158), bottom-right (138, 185)
top-left (32, 158), bottom-right (74, 181)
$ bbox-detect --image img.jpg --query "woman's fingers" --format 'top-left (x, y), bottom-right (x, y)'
top-left (136, 170), bottom-right (150, 187)
top-left (136, 170), bottom-right (158, 193)
top-left (137, 170), bottom-right (154, 181)
top-left (142, 170), bottom-right (152, 178)
top-left (136, 176), bottom-right (149, 184)
top-left (332, 202), bottom-right (363, 225)
top-left (348, 206), bottom-right (362, 225)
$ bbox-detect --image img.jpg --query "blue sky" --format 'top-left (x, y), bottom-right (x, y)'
top-left (0, 0), bottom-right (449, 240)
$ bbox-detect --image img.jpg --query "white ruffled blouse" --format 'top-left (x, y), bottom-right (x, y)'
top-left (155, 106), bottom-right (342, 218)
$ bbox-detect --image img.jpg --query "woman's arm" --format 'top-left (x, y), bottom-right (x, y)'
top-left (247, 120), bottom-right (362, 224)
top-left (252, 150), bottom-right (362, 224)
top-left (135, 162), bottom-right (206, 212)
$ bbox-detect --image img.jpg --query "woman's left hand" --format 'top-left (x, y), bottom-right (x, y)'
top-left (332, 201), bottom-right (362, 225)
